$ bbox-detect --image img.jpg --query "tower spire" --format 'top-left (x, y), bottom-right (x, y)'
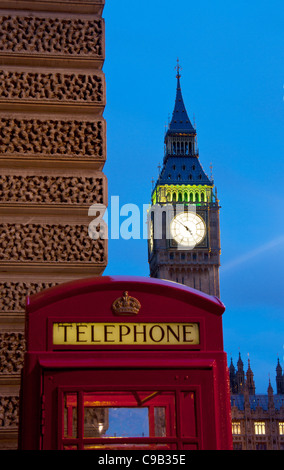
top-left (246, 356), bottom-right (256, 395)
top-left (167, 61), bottom-right (195, 134)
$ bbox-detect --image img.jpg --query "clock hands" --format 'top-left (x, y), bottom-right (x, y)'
top-left (175, 218), bottom-right (194, 236)
top-left (173, 217), bottom-right (200, 245)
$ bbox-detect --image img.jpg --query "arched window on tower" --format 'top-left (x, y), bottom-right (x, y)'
top-left (201, 192), bottom-right (205, 203)
top-left (178, 192), bottom-right (183, 202)
top-left (190, 192), bottom-right (194, 202)
top-left (173, 192), bottom-right (177, 202)
top-left (189, 142), bottom-right (192, 154)
top-left (173, 143), bottom-right (176, 155)
top-left (185, 143), bottom-right (189, 155)
top-left (184, 192), bottom-right (188, 202)
top-left (195, 193), bottom-right (200, 203)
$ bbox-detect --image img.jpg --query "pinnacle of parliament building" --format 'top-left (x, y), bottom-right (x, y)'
top-left (148, 64), bottom-right (221, 298)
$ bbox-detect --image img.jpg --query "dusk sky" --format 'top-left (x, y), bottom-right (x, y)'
top-left (102, 0), bottom-right (284, 393)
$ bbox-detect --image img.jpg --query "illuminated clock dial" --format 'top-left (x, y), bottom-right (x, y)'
top-left (170, 212), bottom-right (206, 247)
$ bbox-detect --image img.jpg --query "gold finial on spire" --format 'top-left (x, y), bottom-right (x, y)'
top-left (175, 58), bottom-right (182, 78)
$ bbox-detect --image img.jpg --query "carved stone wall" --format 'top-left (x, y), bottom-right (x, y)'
top-left (0, 70), bottom-right (104, 103)
top-left (0, 223), bottom-right (105, 263)
top-left (0, 395), bottom-right (19, 428)
top-left (0, 333), bottom-right (25, 375)
top-left (0, 175), bottom-right (105, 204)
top-left (0, 0), bottom-right (107, 449)
top-left (0, 281), bottom-right (58, 313)
top-left (0, 15), bottom-right (104, 57)
top-left (0, 118), bottom-right (105, 161)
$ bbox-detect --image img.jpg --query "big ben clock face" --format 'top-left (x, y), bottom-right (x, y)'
top-left (170, 212), bottom-right (206, 247)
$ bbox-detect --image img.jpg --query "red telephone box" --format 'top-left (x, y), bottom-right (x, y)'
top-left (19, 276), bottom-right (232, 450)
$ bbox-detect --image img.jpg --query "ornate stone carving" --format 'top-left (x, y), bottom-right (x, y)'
top-left (0, 16), bottom-right (103, 57)
top-left (0, 333), bottom-right (25, 374)
top-left (0, 396), bottom-right (19, 428)
top-left (0, 175), bottom-right (104, 204)
top-left (0, 118), bottom-right (104, 158)
top-left (0, 282), bottom-right (58, 312)
top-left (0, 224), bottom-right (105, 263)
top-left (0, 71), bottom-right (103, 103)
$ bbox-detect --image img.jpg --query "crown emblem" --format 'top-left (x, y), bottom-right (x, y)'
top-left (112, 291), bottom-right (141, 316)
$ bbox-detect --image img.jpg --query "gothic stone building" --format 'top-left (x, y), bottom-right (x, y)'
top-left (230, 355), bottom-right (284, 450)
top-left (0, 0), bottom-right (107, 449)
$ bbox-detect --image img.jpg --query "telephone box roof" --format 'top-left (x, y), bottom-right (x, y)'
top-left (26, 275), bottom-right (225, 316)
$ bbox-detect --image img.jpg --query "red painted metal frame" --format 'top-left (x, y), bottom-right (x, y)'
top-left (25, 276), bottom-right (225, 353)
top-left (45, 365), bottom-right (209, 450)
top-left (58, 388), bottom-right (177, 450)
top-left (19, 276), bottom-right (233, 450)
top-left (26, 276), bottom-right (225, 316)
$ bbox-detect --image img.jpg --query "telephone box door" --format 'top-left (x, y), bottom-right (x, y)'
top-left (41, 364), bottom-right (218, 450)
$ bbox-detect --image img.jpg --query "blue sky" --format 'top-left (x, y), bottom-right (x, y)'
top-left (102, 0), bottom-right (284, 393)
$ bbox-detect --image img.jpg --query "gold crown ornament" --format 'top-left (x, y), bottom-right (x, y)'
top-left (112, 291), bottom-right (141, 316)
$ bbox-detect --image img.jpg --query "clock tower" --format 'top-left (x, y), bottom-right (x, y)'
top-left (148, 66), bottom-right (221, 298)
